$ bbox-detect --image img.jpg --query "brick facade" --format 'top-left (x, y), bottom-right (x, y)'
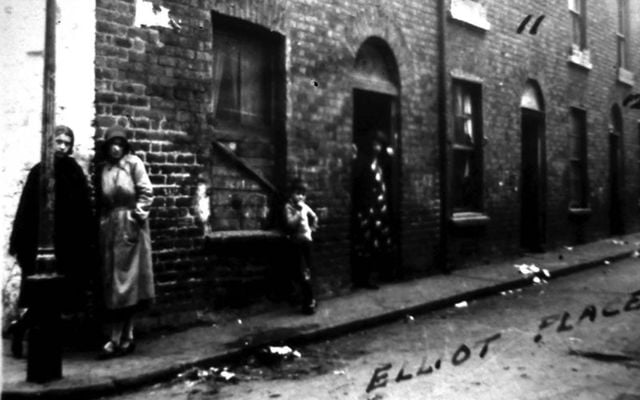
top-left (4, 0), bottom-right (640, 327)
top-left (94, 0), bottom-right (441, 324)
top-left (444, 0), bottom-right (640, 266)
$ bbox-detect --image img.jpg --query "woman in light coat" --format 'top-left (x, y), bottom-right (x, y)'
top-left (97, 126), bottom-right (154, 358)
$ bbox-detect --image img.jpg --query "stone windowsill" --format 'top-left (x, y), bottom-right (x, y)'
top-left (450, 211), bottom-right (490, 227)
top-left (567, 47), bottom-right (592, 70)
top-left (568, 207), bottom-right (592, 218)
top-left (205, 229), bottom-right (284, 242)
top-left (617, 67), bottom-right (635, 86)
top-left (448, 0), bottom-right (491, 31)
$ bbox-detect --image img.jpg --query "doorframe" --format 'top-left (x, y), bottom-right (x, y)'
top-left (351, 88), bottom-right (403, 279)
top-left (520, 107), bottom-right (547, 252)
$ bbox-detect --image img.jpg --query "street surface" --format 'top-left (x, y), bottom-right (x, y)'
top-left (105, 258), bottom-right (640, 400)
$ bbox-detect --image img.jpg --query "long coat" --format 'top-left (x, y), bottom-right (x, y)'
top-left (9, 156), bottom-right (95, 310)
top-left (97, 154), bottom-right (154, 310)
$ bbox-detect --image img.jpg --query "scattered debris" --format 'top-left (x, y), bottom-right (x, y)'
top-left (255, 345), bottom-right (302, 365)
top-left (404, 314), bottom-right (415, 323)
top-left (218, 369), bottom-right (237, 382)
top-left (177, 366), bottom-right (238, 385)
top-left (237, 319), bottom-right (243, 325)
top-left (515, 263), bottom-right (549, 285)
top-left (514, 264), bottom-right (540, 275)
top-left (455, 301), bottom-right (469, 308)
top-left (333, 369), bottom-right (346, 375)
top-left (564, 246), bottom-right (574, 251)
top-left (611, 239), bottom-right (625, 245)
top-left (604, 260), bottom-right (611, 265)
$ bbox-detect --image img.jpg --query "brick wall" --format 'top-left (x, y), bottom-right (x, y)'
top-left (92, 0), bottom-right (640, 324)
top-left (94, 0), bottom-right (441, 323)
top-left (444, 0), bottom-right (640, 266)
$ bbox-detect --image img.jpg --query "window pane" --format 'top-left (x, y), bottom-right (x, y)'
top-left (451, 81), bottom-right (482, 211)
top-left (452, 149), bottom-right (476, 209)
top-left (213, 29), bottom-right (271, 127)
top-left (618, 37), bottom-right (626, 68)
top-left (240, 38), bottom-right (269, 126)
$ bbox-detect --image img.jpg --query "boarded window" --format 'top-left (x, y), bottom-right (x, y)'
top-left (208, 14), bottom-right (285, 231)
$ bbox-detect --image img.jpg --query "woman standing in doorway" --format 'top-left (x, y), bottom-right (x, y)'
top-left (352, 130), bottom-right (394, 289)
top-left (96, 126), bottom-right (154, 358)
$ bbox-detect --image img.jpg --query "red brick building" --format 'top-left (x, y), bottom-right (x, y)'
top-left (90, 0), bottom-right (640, 326)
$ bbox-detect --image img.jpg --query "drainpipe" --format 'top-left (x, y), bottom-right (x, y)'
top-left (436, 0), bottom-right (449, 273)
top-left (26, 0), bottom-right (64, 382)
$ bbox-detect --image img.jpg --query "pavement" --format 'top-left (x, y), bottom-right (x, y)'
top-left (3, 232), bottom-right (640, 399)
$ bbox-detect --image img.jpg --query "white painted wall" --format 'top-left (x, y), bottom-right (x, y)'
top-left (0, 0), bottom-right (96, 324)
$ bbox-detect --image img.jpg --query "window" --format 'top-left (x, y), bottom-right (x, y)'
top-left (213, 26), bottom-right (273, 127)
top-left (617, 0), bottom-right (630, 70)
top-left (569, 0), bottom-right (587, 50)
top-left (208, 14), bottom-right (285, 232)
top-left (569, 108), bottom-right (588, 209)
top-left (451, 81), bottom-right (483, 212)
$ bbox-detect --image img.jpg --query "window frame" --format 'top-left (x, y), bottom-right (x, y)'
top-left (617, 0), bottom-right (630, 70)
top-left (211, 15), bottom-right (282, 132)
top-left (450, 79), bottom-right (484, 214)
top-left (208, 12), bottom-right (287, 232)
top-left (568, 107), bottom-right (589, 210)
top-left (569, 0), bottom-right (587, 50)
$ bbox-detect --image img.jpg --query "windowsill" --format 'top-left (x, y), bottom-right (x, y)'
top-left (205, 229), bottom-right (284, 242)
top-left (450, 211), bottom-right (490, 227)
top-left (448, 0), bottom-right (491, 31)
top-left (568, 207), bottom-right (592, 221)
top-left (567, 47), bottom-right (592, 70)
top-left (617, 67), bottom-right (635, 86)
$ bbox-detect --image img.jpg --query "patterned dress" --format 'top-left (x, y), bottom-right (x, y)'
top-left (353, 156), bottom-right (393, 261)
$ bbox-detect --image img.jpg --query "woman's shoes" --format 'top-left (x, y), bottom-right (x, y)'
top-left (98, 340), bottom-right (120, 359)
top-left (119, 339), bottom-right (136, 355)
top-left (98, 339), bottom-right (136, 359)
top-left (301, 299), bottom-right (317, 315)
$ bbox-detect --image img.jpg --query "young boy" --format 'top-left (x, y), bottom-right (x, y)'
top-left (284, 178), bottom-right (318, 315)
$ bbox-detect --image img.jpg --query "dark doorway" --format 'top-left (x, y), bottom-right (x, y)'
top-left (520, 108), bottom-right (546, 252)
top-left (609, 107), bottom-right (624, 235)
top-left (351, 89), bottom-right (400, 283)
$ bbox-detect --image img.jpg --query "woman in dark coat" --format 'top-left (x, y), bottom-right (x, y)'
top-left (8, 125), bottom-right (95, 357)
top-left (96, 126), bottom-right (154, 358)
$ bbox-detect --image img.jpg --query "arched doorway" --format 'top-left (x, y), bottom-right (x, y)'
top-left (351, 37), bottom-right (401, 285)
top-left (609, 104), bottom-right (624, 235)
top-left (520, 81), bottom-right (546, 252)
